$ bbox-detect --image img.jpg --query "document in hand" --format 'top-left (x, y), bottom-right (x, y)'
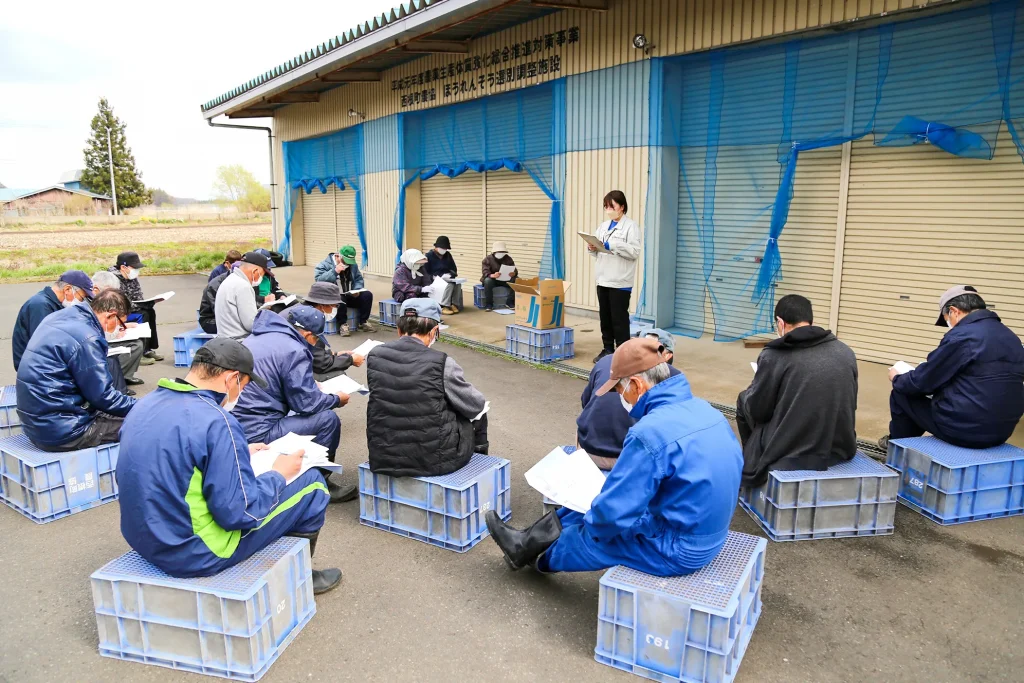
top-left (891, 360), bottom-right (916, 375)
top-left (260, 294), bottom-right (296, 310)
top-left (136, 291), bottom-right (175, 304)
top-left (750, 362), bottom-right (758, 373)
top-left (524, 447), bottom-right (608, 514)
top-left (496, 264), bottom-right (516, 282)
top-left (319, 374), bottom-right (368, 396)
top-left (577, 232), bottom-right (610, 253)
top-left (424, 277), bottom-right (449, 302)
top-left (251, 432), bottom-right (342, 485)
top-left (106, 345), bottom-right (132, 357)
top-left (118, 322), bottom-right (152, 341)
top-left (351, 339), bottom-right (385, 356)
top-left (441, 275), bottom-right (467, 284)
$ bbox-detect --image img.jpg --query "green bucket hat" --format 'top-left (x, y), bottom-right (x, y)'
top-left (339, 245), bottom-right (357, 265)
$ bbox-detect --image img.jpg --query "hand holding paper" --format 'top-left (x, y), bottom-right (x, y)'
top-left (891, 360), bottom-right (915, 375)
top-left (525, 447), bottom-right (608, 513)
top-left (251, 432), bottom-right (342, 484)
top-left (496, 264), bottom-right (516, 282)
top-left (352, 339), bottom-right (385, 356)
top-left (319, 373), bottom-right (368, 396)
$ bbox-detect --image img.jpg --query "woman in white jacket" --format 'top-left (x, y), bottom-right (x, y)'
top-left (588, 190), bottom-right (641, 363)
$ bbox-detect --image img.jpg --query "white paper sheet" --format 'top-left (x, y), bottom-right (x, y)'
top-left (471, 400), bottom-right (490, 423)
top-left (351, 339), bottom-right (385, 356)
top-left (251, 433), bottom-right (342, 484)
top-left (525, 447), bottom-right (608, 514)
top-left (496, 264), bottom-right (516, 282)
top-left (118, 322), bottom-right (152, 341)
top-left (107, 345), bottom-right (132, 357)
top-left (891, 360), bottom-right (915, 375)
top-left (441, 274), bottom-right (467, 285)
top-left (423, 277), bottom-right (449, 302)
top-left (346, 288), bottom-right (367, 295)
top-left (260, 294), bottom-right (296, 310)
top-left (493, 309), bottom-right (515, 315)
top-left (578, 232), bottom-right (610, 253)
top-left (750, 362), bottom-right (758, 373)
top-left (136, 291), bottom-right (175, 305)
top-left (319, 374), bottom-right (369, 396)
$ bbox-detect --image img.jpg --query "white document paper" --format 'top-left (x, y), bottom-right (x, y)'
top-left (494, 309), bottom-right (515, 315)
top-left (578, 232), bottom-right (610, 253)
top-left (136, 291), bottom-right (175, 305)
top-left (471, 400), bottom-right (490, 423)
top-left (496, 264), bottom-right (516, 282)
top-left (891, 360), bottom-right (916, 375)
top-left (352, 339), bottom-right (385, 356)
top-left (441, 274), bottom-right (467, 285)
top-left (319, 374), bottom-right (369, 396)
top-left (346, 288), bottom-right (367, 295)
top-left (118, 322), bottom-right (152, 341)
top-left (750, 362), bottom-right (758, 373)
top-left (438, 324), bottom-right (449, 331)
top-left (261, 294), bottom-right (296, 310)
top-left (525, 447), bottom-right (608, 514)
top-left (251, 433), bottom-right (342, 485)
top-left (107, 345), bottom-right (132, 357)
top-left (424, 277), bottom-right (449, 302)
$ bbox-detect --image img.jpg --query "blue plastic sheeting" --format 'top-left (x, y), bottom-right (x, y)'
top-left (652, 0), bottom-right (1024, 340)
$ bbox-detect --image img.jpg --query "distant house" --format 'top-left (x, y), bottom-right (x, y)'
top-left (59, 169), bottom-right (86, 191)
top-left (2, 185), bottom-right (112, 216)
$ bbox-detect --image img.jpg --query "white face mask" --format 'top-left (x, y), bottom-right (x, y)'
top-left (62, 289), bottom-right (79, 308)
top-left (428, 328), bottom-right (439, 348)
top-left (222, 374), bottom-right (242, 411)
top-left (324, 307), bottom-right (338, 322)
top-left (493, 252), bottom-right (507, 260)
top-left (436, 248), bottom-right (448, 255)
top-left (411, 264), bottom-right (423, 277)
top-left (619, 392), bottom-right (634, 414)
top-left (126, 268), bottom-right (139, 280)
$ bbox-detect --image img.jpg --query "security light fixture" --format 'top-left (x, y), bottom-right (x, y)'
top-left (632, 33), bottom-right (655, 54)
top-left (348, 108), bottom-right (366, 120)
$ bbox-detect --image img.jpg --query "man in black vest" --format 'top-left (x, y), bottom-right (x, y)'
top-left (366, 299), bottom-right (489, 477)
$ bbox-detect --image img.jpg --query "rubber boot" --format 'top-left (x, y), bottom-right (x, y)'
top-left (475, 442), bottom-right (490, 456)
top-left (485, 510), bottom-right (562, 571)
top-left (323, 472), bottom-right (358, 503)
top-left (287, 530), bottom-right (342, 595)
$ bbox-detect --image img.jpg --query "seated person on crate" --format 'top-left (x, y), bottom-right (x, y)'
top-left (301, 282), bottom-right (366, 382)
top-left (578, 328), bottom-right (679, 472)
top-left (480, 241), bottom-right (518, 311)
top-left (879, 285), bottom-right (1024, 452)
top-left (313, 244), bottom-right (376, 336)
top-left (108, 251), bottom-right (163, 362)
top-left (366, 298), bottom-right (489, 477)
top-left (425, 235), bottom-right (464, 315)
top-left (735, 294), bottom-right (858, 487)
top-left (252, 248), bottom-right (289, 310)
top-left (231, 306), bottom-right (356, 504)
top-left (16, 289), bottom-right (137, 452)
top-left (208, 249), bottom-right (242, 282)
top-left (391, 248), bottom-right (431, 304)
top-left (214, 251), bottom-right (269, 340)
top-left (486, 338), bottom-right (742, 577)
top-left (115, 337), bottom-right (342, 594)
top-left (93, 270), bottom-right (146, 394)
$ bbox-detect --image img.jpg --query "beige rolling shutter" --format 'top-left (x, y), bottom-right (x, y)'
top-left (837, 127), bottom-right (1024, 364)
top-left (301, 188), bottom-right (337, 267)
top-left (420, 173), bottom-right (484, 281)
top-left (485, 169), bottom-right (550, 279)
top-left (334, 187), bottom-right (362, 264)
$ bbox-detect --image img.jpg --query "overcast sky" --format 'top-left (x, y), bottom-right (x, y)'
top-left (0, 0), bottom-right (398, 199)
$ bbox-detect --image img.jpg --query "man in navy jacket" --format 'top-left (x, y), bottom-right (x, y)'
top-left (884, 286), bottom-right (1024, 449)
top-left (12, 270), bottom-right (94, 371)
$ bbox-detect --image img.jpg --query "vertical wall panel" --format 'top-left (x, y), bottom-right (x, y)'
top-left (362, 170), bottom-right (400, 276)
top-left (484, 170), bottom-right (551, 280)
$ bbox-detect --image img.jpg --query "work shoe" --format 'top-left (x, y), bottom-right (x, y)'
top-left (126, 389), bottom-right (137, 397)
top-left (358, 322), bottom-right (377, 333)
top-left (143, 350), bottom-right (163, 361)
top-left (286, 530), bottom-right (343, 595)
top-left (340, 324), bottom-right (352, 337)
top-left (484, 306), bottom-right (493, 312)
top-left (486, 510), bottom-right (562, 571)
top-left (450, 305), bottom-right (461, 314)
top-left (475, 442), bottom-right (489, 456)
top-left (139, 356), bottom-right (156, 366)
top-left (125, 377), bottom-right (145, 386)
top-left (441, 307), bottom-right (456, 316)
top-left (323, 473), bottom-right (358, 504)
top-left (873, 435), bottom-right (891, 460)
top-left (593, 349), bottom-right (612, 364)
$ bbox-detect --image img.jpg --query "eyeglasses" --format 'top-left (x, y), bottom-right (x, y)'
top-left (115, 316), bottom-right (127, 331)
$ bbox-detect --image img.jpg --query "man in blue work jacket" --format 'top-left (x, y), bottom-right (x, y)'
top-left (486, 338), bottom-right (743, 576)
top-left (12, 270), bottom-right (94, 371)
top-left (116, 338), bottom-right (342, 594)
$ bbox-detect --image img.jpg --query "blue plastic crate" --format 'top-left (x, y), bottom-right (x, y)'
top-left (0, 385), bottom-right (19, 438)
top-left (323, 307), bottom-right (360, 335)
top-left (886, 436), bottom-right (1024, 525)
top-left (358, 453), bottom-right (512, 552)
top-left (505, 325), bottom-right (575, 363)
top-left (173, 328), bottom-right (216, 367)
top-left (378, 299), bottom-right (400, 327)
top-left (738, 452), bottom-right (898, 541)
top-left (91, 536), bottom-right (314, 682)
top-left (596, 532), bottom-right (766, 683)
top-left (0, 434), bottom-right (119, 523)
top-left (473, 283), bottom-right (512, 309)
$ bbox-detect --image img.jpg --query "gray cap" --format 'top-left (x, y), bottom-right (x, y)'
top-left (936, 285), bottom-right (979, 327)
top-left (400, 298), bottom-right (442, 322)
top-left (285, 305), bottom-right (326, 336)
top-left (643, 328), bottom-right (675, 353)
top-left (302, 282), bottom-right (343, 306)
top-left (192, 337), bottom-right (268, 388)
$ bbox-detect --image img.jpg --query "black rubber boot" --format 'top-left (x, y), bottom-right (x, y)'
top-left (485, 510), bottom-right (562, 571)
top-left (323, 473), bottom-right (358, 503)
top-left (287, 530), bottom-right (342, 595)
top-left (476, 442), bottom-right (490, 456)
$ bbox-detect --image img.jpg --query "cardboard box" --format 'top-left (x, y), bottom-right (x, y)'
top-left (508, 278), bottom-right (571, 330)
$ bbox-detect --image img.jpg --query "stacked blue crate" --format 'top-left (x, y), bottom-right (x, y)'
top-left (0, 435), bottom-right (119, 523)
top-left (324, 307), bottom-right (361, 335)
top-left (358, 453), bottom-right (512, 552)
top-left (91, 536), bottom-right (314, 682)
top-left (173, 327), bottom-right (216, 367)
top-left (887, 436), bottom-right (1024, 525)
top-left (506, 325), bottom-right (575, 363)
top-left (595, 531), bottom-right (766, 683)
top-left (378, 299), bottom-right (400, 327)
top-left (739, 452), bottom-right (898, 541)
top-left (473, 284), bottom-right (512, 309)
top-left (0, 384), bottom-right (19, 438)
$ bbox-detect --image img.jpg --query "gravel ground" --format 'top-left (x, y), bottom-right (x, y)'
top-left (0, 223), bottom-right (271, 250)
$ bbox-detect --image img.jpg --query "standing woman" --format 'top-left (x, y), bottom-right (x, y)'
top-left (588, 190), bottom-right (640, 363)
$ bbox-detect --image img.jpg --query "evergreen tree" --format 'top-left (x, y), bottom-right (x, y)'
top-left (81, 98), bottom-right (151, 211)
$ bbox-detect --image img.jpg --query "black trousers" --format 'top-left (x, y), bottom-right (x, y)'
top-left (474, 413), bottom-right (489, 449)
top-left (596, 286), bottom-right (631, 352)
top-left (39, 413), bottom-right (124, 452)
top-left (339, 291), bottom-right (374, 324)
top-left (131, 303), bottom-right (159, 352)
top-left (483, 278), bottom-right (515, 308)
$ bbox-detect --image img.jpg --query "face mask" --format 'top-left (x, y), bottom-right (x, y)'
top-left (411, 265), bottom-right (423, 277)
top-left (222, 374), bottom-right (242, 411)
top-left (428, 328), bottom-right (439, 348)
top-left (126, 268), bottom-right (139, 280)
top-left (62, 290), bottom-right (79, 308)
top-left (437, 248), bottom-right (448, 255)
top-left (324, 307), bottom-right (338, 322)
top-left (619, 392), bottom-right (634, 414)
top-left (494, 252), bottom-right (507, 260)
top-left (775, 319), bottom-right (785, 339)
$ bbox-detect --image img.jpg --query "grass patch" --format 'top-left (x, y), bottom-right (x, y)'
top-left (1, 216), bottom-right (270, 231)
top-left (0, 239), bottom-right (271, 283)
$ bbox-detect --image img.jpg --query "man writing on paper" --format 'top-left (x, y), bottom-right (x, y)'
top-left (314, 245), bottom-right (376, 335)
top-left (577, 329), bottom-right (679, 471)
top-left (302, 282), bottom-right (365, 382)
top-left (231, 306), bottom-right (355, 503)
top-left (214, 251), bottom-right (269, 340)
top-left (108, 251), bottom-right (164, 362)
top-left (252, 249), bottom-right (288, 308)
top-left (480, 242), bottom-right (518, 311)
top-left (735, 294), bottom-right (858, 486)
top-left (880, 286), bottom-right (1024, 451)
top-left (424, 236), bottom-right (464, 315)
top-left (115, 338), bottom-right (342, 594)
top-left (366, 299), bottom-right (489, 477)
top-left (486, 338), bottom-right (742, 576)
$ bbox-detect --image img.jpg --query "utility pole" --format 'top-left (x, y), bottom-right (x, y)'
top-left (106, 126), bottom-right (119, 216)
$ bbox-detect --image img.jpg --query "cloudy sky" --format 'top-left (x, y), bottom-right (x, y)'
top-left (0, 0), bottom-right (398, 199)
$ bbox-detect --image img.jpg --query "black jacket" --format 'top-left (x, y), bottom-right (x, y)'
top-left (425, 250), bottom-right (458, 279)
top-left (312, 336), bottom-right (353, 377)
top-left (198, 272), bottom-right (229, 333)
top-left (736, 326), bottom-right (858, 487)
top-left (366, 336), bottom-right (473, 477)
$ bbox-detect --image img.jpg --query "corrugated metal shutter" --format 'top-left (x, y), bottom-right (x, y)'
top-left (837, 127), bottom-right (1024, 364)
top-left (334, 188), bottom-right (361, 264)
top-left (421, 173), bottom-right (484, 282)
top-left (302, 188), bottom-right (337, 267)
top-left (485, 169), bottom-right (550, 279)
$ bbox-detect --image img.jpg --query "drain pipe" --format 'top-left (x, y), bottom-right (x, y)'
top-left (206, 118), bottom-right (279, 252)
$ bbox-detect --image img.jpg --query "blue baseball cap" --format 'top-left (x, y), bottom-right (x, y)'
top-left (285, 305), bottom-right (325, 336)
top-left (643, 328), bottom-right (675, 353)
top-left (253, 248), bottom-right (277, 269)
top-left (400, 298), bottom-right (442, 322)
top-left (60, 270), bottom-right (95, 299)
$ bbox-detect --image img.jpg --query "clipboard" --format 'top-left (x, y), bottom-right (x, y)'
top-left (578, 232), bottom-right (610, 253)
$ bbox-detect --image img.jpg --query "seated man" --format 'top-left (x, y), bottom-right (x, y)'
top-left (232, 306), bottom-right (355, 503)
top-left (252, 248), bottom-right (290, 309)
top-left (301, 282), bottom-right (365, 382)
top-left (108, 251), bottom-right (163, 362)
top-left (480, 242), bottom-right (518, 311)
top-left (425, 236), bottom-right (464, 315)
top-left (882, 285), bottom-right (1024, 450)
top-left (577, 328), bottom-right (679, 471)
top-left (12, 270), bottom-right (94, 371)
top-left (115, 337), bottom-right (341, 594)
top-left (16, 289), bottom-right (136, 452)
top-left (208, 249), bottom-right (242, 282)
top-left (736, 294), bottom-right (857, 486)
top-left (366, 299), bottom-right (489, 477)
top-left (487, 338), bottom-right (742, 576)
top-left (313, 245), bottom-right (376, 336)
top-left (214, 251), bottom-right (268, 339)
top-left (392, 249), bottom-right (431, 304)
top-left (93, 270), bottom-right (145, 391)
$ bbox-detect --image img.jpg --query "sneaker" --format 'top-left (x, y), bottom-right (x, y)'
top-left (143, 350), bottom-right (164, 361)
top-left (340, 324), bottom-right (352, 337)
top-left (484, 306), bottom-right (493, 312)
top-left (441, 307), bottom-right (456, 316)
top-left (358, 322), bottom-right (377, 333)
top-left (877, 435), bottom-right (890, 451)
top-left (139, 356), bottom-right (156, 366)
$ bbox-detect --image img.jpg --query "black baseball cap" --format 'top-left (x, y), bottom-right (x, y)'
top-left (192, 338), bottom-right (268, 388)
top-left (240, 251), bottom-right (270, 272)
top-left (116, 251), bottom-right (145, 269)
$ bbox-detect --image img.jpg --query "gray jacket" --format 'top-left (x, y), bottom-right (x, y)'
top-left (215, 270), bottom-right (258, 340)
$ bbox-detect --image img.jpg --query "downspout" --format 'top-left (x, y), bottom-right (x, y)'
top-left (206, 117), bottom-right (279, 251)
